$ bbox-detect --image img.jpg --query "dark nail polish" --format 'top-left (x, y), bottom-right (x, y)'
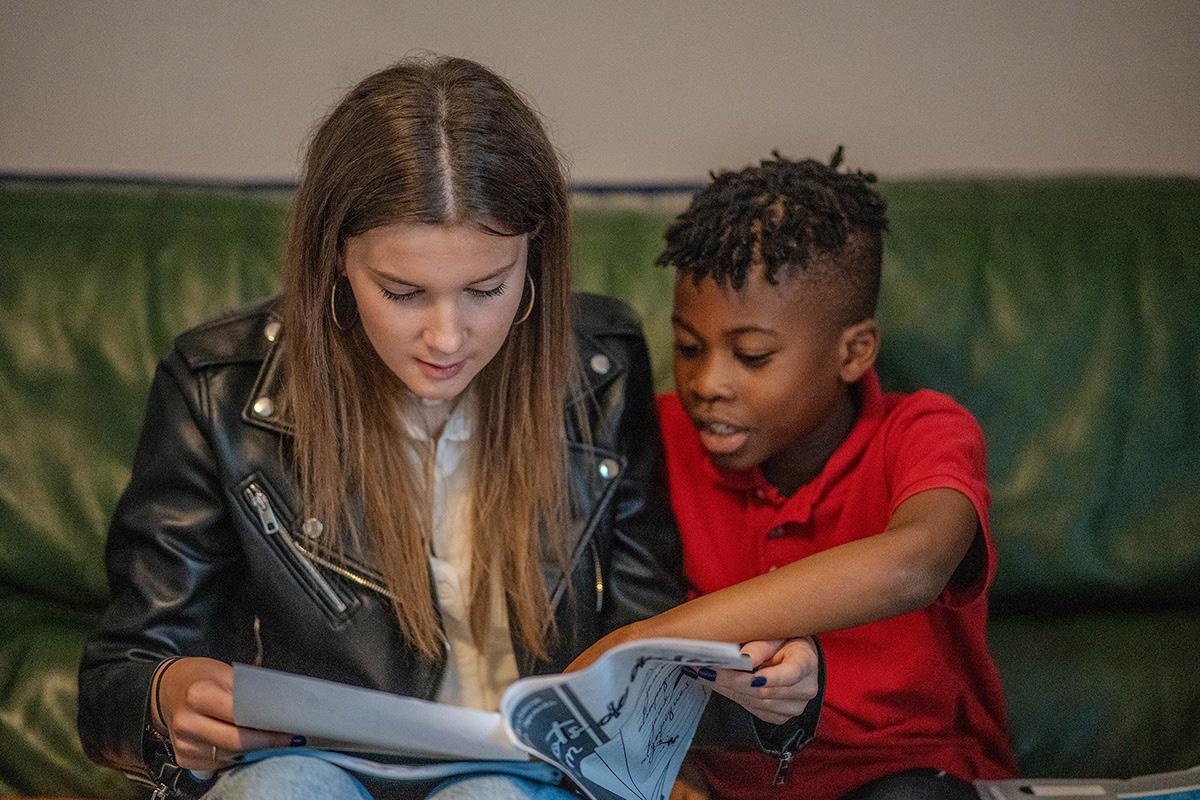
top-left (290, 735), bottom-right (307, 747)
top-left (751, 676), bottom-right (767, 687)
top-left (681, 667), bottom-right (699, 679)
top-left (698, 667), bottom-right (717, 681)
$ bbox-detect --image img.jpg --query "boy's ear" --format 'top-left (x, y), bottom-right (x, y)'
top-left (838, 319), bottom-right (880, 383)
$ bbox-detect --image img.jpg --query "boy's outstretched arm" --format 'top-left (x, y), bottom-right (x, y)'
top-left (569, 486), bottom-right (979, 666)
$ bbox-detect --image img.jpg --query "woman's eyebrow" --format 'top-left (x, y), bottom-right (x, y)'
top-left (367, 260), bottom-right (518, 288)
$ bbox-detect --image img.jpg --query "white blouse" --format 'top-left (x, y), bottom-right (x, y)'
top-left (401, 398), bottom-right (520, 712)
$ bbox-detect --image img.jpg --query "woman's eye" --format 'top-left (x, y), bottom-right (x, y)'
top-left (736, 352), bottom-right (773, 367)
top-left (380, 287), bottom-right (421, 303)
top-left (467, 283), bottom-right (507, 299)
top-left (674, 342), bottom-right (700, 358)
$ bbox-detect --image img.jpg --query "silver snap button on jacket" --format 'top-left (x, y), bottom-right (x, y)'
top-left (252, 397), bottom-right (275, 418)
top-left (598, 458), bottom-right (620, 480)
top-left (589, 353), bottom-right (611, 375)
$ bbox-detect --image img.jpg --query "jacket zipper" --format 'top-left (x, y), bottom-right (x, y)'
top-left (251, 615), bottom-right (264, 666)
top-left (591, 541), bottom-right (604, 613)
top-left (244, 483), bottom-right (349, 615)
top-left (292, 539), bottom-right (393, 598)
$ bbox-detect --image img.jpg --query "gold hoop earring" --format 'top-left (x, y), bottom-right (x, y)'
top-left (330, 275), bottom-right (358, 331)
top-left (513, 273), bottom-right (536, 325)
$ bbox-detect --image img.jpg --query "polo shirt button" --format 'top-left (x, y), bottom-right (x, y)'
top-left (767, 526), bottom-right (784, 539)
top-left (768, 564), bottom-right (779, 572)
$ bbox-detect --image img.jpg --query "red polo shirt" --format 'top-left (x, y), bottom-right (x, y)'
top-left (658, 370), bottom-right (1018, 800)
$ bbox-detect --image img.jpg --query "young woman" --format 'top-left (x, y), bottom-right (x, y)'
top-left (77, 56), bottom-right (818, 800)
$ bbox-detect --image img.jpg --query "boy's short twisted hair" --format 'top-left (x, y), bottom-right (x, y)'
top-left (657, 147), bottom-right (889, 326)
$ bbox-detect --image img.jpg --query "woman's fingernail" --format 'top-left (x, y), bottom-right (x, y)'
top-left (290, 735), bottom-right (307, 747)
top-left (698, 667), bottom-right (717, 681)
top-left (751, 676), bottom-right (767, 687)
top-left (681, 667), bottom-right (699, 679)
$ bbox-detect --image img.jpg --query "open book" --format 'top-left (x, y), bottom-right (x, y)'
top-left (232, 637), bottom-right (751, 800)
top-left (976, 766), bottom-right (1200, 800)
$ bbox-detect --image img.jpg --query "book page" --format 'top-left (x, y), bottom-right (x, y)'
top-left (500, 638), bottom-right (750, 800)
top-left (232, 664), bottom-right (528, 761)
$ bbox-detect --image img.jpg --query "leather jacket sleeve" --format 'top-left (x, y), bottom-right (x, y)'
top-left (77, 350), bottom-right (246, 785)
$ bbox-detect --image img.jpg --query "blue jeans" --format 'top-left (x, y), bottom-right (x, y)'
top-left (203, 755), bottom-right (578, 800)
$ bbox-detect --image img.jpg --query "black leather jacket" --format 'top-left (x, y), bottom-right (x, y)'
top-left (78, 293), bottom-right (819, 797)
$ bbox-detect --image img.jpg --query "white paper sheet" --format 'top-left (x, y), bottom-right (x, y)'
top-left (233, 664), bottom-right (527, 761)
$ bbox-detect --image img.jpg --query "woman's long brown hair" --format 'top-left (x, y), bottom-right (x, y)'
top-left (282, 56), bottom-right (575, 659)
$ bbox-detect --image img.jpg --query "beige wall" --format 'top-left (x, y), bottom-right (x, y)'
top-left (3, 0), bottom-right (1198, 182)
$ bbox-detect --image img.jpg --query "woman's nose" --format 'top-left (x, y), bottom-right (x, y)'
top-left (422, 299), bottom-right (463, 356)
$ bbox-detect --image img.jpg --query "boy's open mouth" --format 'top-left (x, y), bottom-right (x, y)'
top-left (693, 418), bottom-right (751, 456)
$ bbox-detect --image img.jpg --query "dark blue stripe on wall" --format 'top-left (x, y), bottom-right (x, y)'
top-left (0, 172), bottom-right (703, 196)
top-left (0, 172), bottom-right (297, 192)
top-left (573, 181), bottom-right (703, 195)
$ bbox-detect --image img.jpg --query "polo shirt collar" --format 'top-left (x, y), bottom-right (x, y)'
top-left (708, 369), bottom-right (886, 520)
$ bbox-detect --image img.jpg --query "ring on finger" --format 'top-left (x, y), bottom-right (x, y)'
top-left (211, 743), bottom-right (219, 763)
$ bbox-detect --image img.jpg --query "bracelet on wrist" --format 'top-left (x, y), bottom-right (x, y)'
top-left (151, 656), bottom-right (182, 733)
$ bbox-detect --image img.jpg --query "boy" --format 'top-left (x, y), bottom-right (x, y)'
top-left (593, 150), bottom-right (1018, 800)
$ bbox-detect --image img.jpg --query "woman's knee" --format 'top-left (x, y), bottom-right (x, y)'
top-left (204, 754), bottom-right (373, 800)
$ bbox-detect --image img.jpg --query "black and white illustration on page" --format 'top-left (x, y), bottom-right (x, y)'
top-left (506, 656), bottom-right (712, 800)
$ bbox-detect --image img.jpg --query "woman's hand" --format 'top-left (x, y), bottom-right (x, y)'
top-left (709, 638), bottom-right (819, 725)
top-left (155, 656), bottom-right (299, 770)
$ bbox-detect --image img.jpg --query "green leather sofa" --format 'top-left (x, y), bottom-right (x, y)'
top-left (1, 177), bottom-right (1197, 797)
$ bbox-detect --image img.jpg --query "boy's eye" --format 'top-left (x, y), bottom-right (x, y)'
top-left (736, 352), bottom-right (773, 367)
top-left (381, 287), bottom-right (420, 303)
top-left (467, 283), bottom-right (507, 299)
top-left (674, 342), bottom-right (701, 358)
